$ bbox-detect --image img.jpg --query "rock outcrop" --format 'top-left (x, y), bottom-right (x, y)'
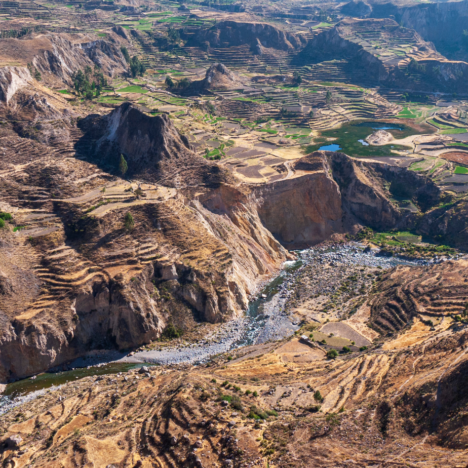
top-left (199, 63), bottom-right (245, 90)
top-left (250, 151), bottom-right (443, 249)
top-left (79, 103), bottom-right (232, 188)
top-left (0, 67), bottom-right (33, 104)
top-left (253, 155), bottom-right (343, 249)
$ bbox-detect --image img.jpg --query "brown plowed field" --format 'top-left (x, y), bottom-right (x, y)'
top-left (439, 151), bottom-right (468, 166)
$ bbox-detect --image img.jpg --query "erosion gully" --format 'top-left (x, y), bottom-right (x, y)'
top-left (0, 243), bottom-right (425, 415)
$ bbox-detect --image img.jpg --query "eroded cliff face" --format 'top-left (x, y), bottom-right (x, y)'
top-left (185, 20), bottom-right (307, 52)
top-left (0, 32), bottom-right (128, 88)
top-left (252, 170), bottom-right (343, 249)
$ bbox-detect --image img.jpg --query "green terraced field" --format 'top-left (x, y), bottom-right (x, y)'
top-left (397, 107), bottom-right (419, 119)
top-left (440, 128), bottom-right (467, 134)
top-left (454, 166), bottom-right (468, 174)
top-left (117, 86), bottom-right (149, 94)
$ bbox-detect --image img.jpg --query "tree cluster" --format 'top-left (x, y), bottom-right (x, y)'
top-left (165, 76), bottom-right (191, 89)
top-left (72, 66), bottom-right (107, 100)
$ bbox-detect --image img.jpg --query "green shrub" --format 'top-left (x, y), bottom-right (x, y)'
top-left (342, 346), bottom-right (351, 353)
top-left (231, 395), bottom-right (243, 410)
top-left (0, 219), bottom-right (4, 229)
top-left (252, 391), bottom-right (258, 397)
top-left (248, 405), bottom-right (268, 420)
top-left (0, 212), bottom-right (13, 221)
top-left (119, 154), bottom-right (128, 176)
top-left (161, 323), bottom-right (183, 340)
top-left (220, 395), bottom-right (232, 403)
top-left (124, 212), bottom-right (134, 230)
top-left (313, 390), bottom-right (323, 402)
top-left (326, 349), bottom-right (338, 359)
top-left (359, 346), bottom-right (368, 352)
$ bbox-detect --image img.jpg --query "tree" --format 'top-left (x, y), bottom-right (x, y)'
top-left (119, 154), bottom-right (128, 176)
top-left (293, 71), bottom-right (302, 85)
top-left (326, 349), bottom-right (338, 359)
top-left (326, 90), bottom-right (332, 103)
top-left (313, 390), bottom-right (323, 402)
top-left (120, 46), bottom-right (130, 63)
top-left (134, 187), bottom-right (144, 198)
top-left (124, 212), bottom-right (134, 230)
top-left (165, 76), bottom-right (174, 88)
top-left (177, 77), bottom-right (191, 89)
top-left (0, 219), bottom-right (4, 229)
top-left (167, 27), bottom-right (180, 44)
top-left (130, 56), bottom-right (146, 78)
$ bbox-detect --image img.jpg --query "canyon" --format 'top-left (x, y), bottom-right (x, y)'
top-left (0, 2), bottom-right (467, 467)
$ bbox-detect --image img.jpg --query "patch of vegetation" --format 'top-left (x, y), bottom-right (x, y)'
top-left (0, 212), bottom-right (13, 221)
top-left (454, 166), bottom-right (468, 174)
top-left (72, 66), bottom-right (107, 99)
top-left (124, 212), bottom-right (134, 230)
top-left (397, 107), bottom-right (418, 119)
top-left (326, 349), bottom-right (338, 359)
top-left (314, 390), bottom-right (323, 402)
top-left (161, 323), bottom-right (184, 340)
top-left (129, 56), bottom-right (146, 78)
top-left (248, 405), bottom-right (275, 420)
top-left (305, 121), bottom-right (421, 157)
top-left (117, 85), bottom-right (148, 94)
top-left (119, 154), bottom-right (128, 176)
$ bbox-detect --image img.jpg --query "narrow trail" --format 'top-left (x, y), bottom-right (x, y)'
top-left (390, 435), bottom-right (428, 462)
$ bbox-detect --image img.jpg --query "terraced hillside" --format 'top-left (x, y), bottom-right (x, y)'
top-left (298, 18), bottom-right (468, 93)
top-left (370, 259), bottom-right (468, 335)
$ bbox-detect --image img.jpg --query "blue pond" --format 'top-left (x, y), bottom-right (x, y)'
top-left (319, 143), bottom-right (341, 151)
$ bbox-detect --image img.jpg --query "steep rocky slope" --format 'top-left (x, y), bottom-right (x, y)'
top-left (298, 18), bottom-right (468, 93)
top-left (251, 151), bottom-right (447, 249)
top-left (184, 20), bottom-right (307, 53)
top-left (0, 31), bottom-right (128, 88)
